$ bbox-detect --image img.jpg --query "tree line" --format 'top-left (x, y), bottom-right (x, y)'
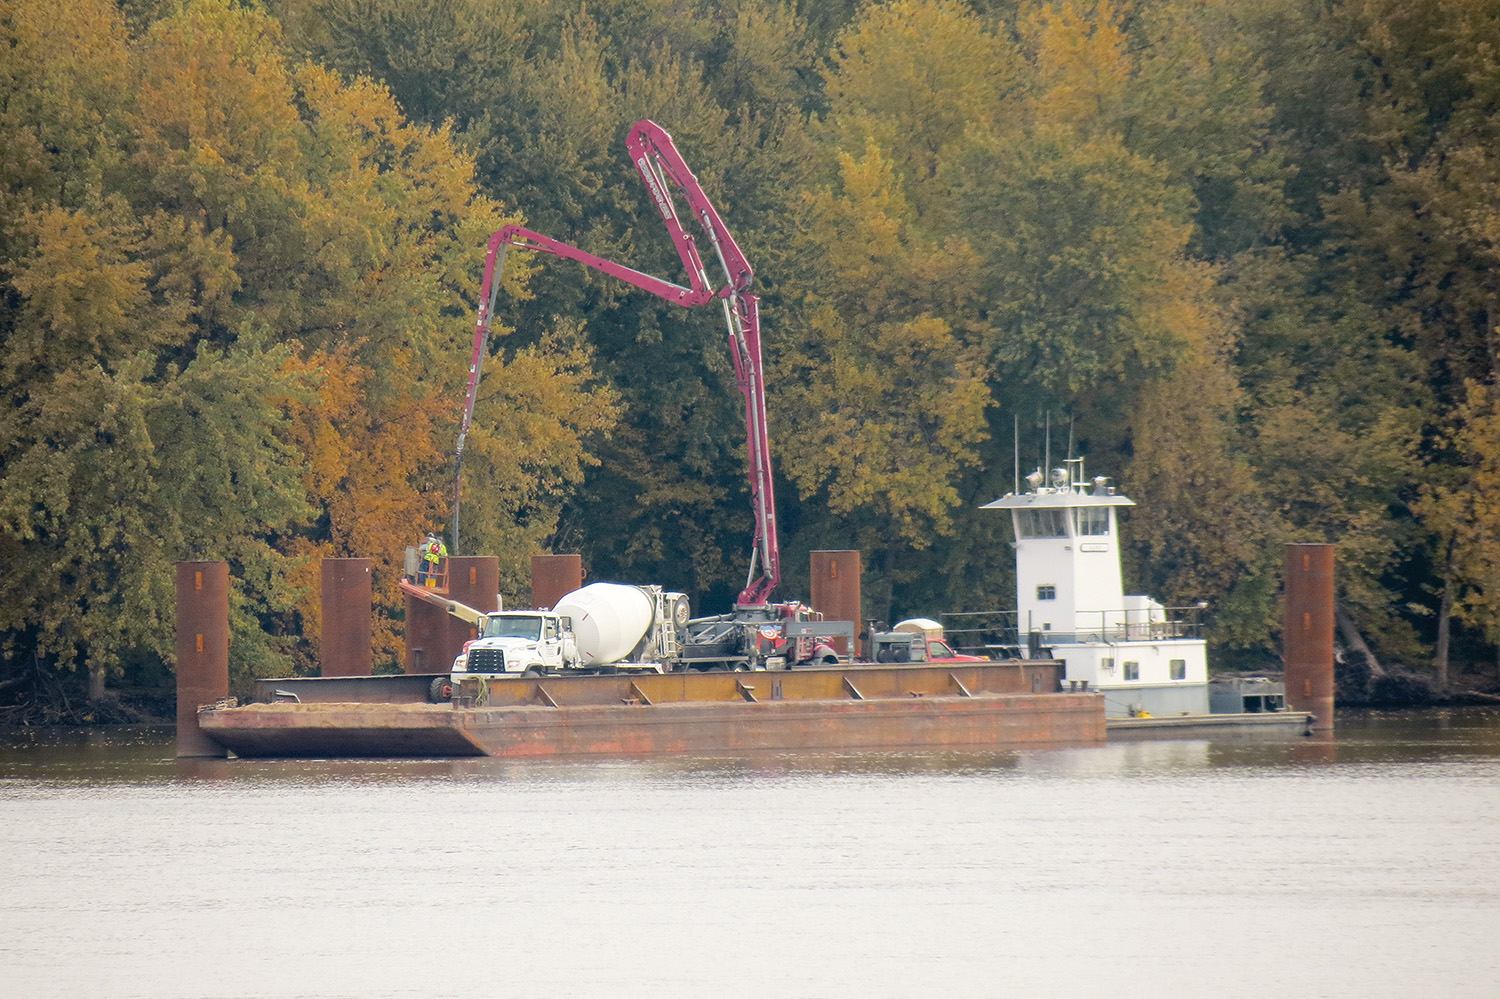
top-left (2, 0), bottom-right (1497, 717)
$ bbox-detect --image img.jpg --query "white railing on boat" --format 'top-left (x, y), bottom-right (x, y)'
top-left (941, 606), bottom-right (1205, 656)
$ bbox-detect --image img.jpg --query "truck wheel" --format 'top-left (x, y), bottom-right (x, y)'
top-left (429, 677), bottom-right (454, 702)
top-left (523, 665), bottom-right (547, 678)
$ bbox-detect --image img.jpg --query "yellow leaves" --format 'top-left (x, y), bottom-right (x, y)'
top-left (134, 0), bottom-right (302, 172)
top-left (458, 322), bottom-right (617, 583)
top-left (802, 140), bottom-right (982, 332)
top-left (1027, 0), bottom-right (1132, 134)
top-left (274, 346), bottom-right (354, 499)
top-left (826, 0), bottom-right (1022, 181)
top-left (4, 201), bottom-right (165, 380)
top-left (1, 0), bottom-right (621, 681)
top-left (275, 340), bottom-right (448, 663)
top-left (138, 210), bottom-right (242, 320)
top-left (804, 144), bottom-right (908, 307)
top-left (1134, 256), bottom-right (1228, 368)
top-left (795, 0), bottom-right (1269, 586)
top-left (1416, 380), bottom-right (1500, 635)
top-left (777, 306), bottom-right (989, 545)
top-left (0, 0), bottom-right (133, 185)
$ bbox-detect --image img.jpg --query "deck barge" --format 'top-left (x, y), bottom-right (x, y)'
top-left (198, 662), bottom-right (1104, 758)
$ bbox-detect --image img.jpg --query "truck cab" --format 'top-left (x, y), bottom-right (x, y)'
top-left (452, 611), bottom-right (579, 678)
top-left (870, 631), bottom-right (987, 664)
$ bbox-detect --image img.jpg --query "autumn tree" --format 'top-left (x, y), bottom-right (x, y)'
top-left (0, 0), bottom-right (614, 715)
top-left (1313, 0), bottom-right (1500, 672)
top-left (0, 2), bottom-right (313, 706)
top-left (774, 1), bottom-right (1263, 629)
top-left (1414, 380), bottom-right (1500, 688)
top-left (10, 0), bottom-right (1495, 700)
top-left (1203, 0), bottom-right (1499, 669)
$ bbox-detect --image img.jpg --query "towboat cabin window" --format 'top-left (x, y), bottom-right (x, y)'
top-left (1123, 661), bottom-right (1140, 680)
top-left (1036, 585), bottom-right (1056, 601)
top-left (1100, 657), bottom-right (1114, 671)
top-left (482, 615), bottom-right (544, 641)
top-left (1073, 507), bottom-right (1110, 536)
top-left (1170, 659), bottom-right (1186, 680)
top-left (1014, 508), bottom-right (1069, 538)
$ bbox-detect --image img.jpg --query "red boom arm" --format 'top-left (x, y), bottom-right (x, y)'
top-left (454, 120), bottom-right (780, 606)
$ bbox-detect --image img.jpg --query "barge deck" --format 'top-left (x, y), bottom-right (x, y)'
top-left (198, 662), bottom-right (1105, 758)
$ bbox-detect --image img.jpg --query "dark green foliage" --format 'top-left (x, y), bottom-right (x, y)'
top-left (9, 0), bottom-right (1500, 722)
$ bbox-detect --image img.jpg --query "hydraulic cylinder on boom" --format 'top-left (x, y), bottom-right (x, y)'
top-left (453, 120), bottom-right (780, 608)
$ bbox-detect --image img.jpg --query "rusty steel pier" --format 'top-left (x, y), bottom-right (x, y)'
top-left (1284, 543), bottom-right (1336, 730)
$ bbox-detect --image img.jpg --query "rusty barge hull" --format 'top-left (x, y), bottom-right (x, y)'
top-left (199, 694), bottom-right (1104, 758)
top-left (198, 663), bottom-right (1104, 758)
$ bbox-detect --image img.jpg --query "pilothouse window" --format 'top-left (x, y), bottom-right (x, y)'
top-left (1073, 507), bottom-right (1110, 536)
top-left (1014, 508), bottom-right (1069, 538)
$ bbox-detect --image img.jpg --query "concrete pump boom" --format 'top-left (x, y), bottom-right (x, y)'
top-left (454, 120), bottom-right (780, 606)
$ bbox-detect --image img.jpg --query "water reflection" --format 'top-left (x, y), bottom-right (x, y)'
top-left (1285, 729), bottom-right (1339, 766)
top-left (4, 708), bottom-right (1500, 784)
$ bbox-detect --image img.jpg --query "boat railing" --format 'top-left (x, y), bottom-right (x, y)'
top-left (941, 606), bottom-right (1204, 655)
top-left (940, 610), bottom-right (1023, 658)
top-left (1062, 606), bottom-right (1204, 644)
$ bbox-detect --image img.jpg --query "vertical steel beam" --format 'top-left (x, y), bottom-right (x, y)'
top-left (320, 558), bottom-right (372, 677)
top-left (176, 561), bottom-right (230, 758)
top-left (403, 593), bottom-right (446, 674)
top-left (1284, 543), bottom-right (1336, 730)
top-left (531, 554), bottom-right (583, 609)
top-left (810, 551), bottom-right (862, 656)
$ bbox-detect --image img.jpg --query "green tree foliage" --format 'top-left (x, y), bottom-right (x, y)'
top-left (1415, 380), bottom-right (1500, 686)
top-left (772, 0), bottom-right (1265, 625)
top-left (287, 0), bottom-right (827, 605)
top-left (0, 193), bottom-right (313, 699)
top-left (1327, 0), bottom-right (1500, 664)
top-left (0, 0), bottom-right (611, 715)
top-left (9, 0), bottom-right (1500, 715)
top-left (1225, 0), bottom-right (1499, 659)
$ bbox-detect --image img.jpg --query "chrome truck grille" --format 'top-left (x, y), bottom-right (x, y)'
top-left (467, 649), bottom-right (506, 673)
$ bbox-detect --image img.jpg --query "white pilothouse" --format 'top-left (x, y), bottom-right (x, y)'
top-left (983, 461), bottom-right (1210, 718)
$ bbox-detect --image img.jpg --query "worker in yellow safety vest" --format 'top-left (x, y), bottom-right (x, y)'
top-left (418, 534), bottom-right (448, 587)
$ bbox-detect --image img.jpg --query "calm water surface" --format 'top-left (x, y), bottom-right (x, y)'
top-left (2, 710), bottom-right (1498, 999)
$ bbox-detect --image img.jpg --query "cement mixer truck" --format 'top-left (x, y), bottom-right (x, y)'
top-left (436, 581), bottom-right (844, 698)
top-left (445, 583), bottom-right (692, 691)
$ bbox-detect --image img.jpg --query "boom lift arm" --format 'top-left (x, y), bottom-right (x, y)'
top-left (454, 120), bottom-right (780, 606)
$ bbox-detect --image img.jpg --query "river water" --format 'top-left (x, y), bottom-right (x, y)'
top-left (1, 710), bottom-right (1498, 999)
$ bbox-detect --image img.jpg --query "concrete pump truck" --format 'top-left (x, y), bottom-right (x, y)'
top-left (449, 120), bottom-right (848, 678)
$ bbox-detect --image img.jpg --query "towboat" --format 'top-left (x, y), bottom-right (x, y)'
top-left (980, 461), bottom-right (1311, 732)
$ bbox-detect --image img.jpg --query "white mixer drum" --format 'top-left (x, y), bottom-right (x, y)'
top-left (554, 583), bottom-right (655, 664)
